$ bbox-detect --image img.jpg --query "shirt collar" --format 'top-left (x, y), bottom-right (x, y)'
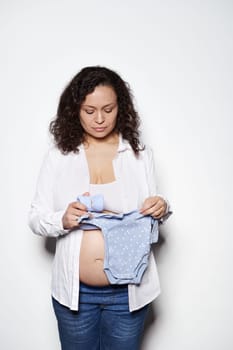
top-left (79, 134), bottom-right (132, 153)
top-left (117, 134), bottom-right (132, 153)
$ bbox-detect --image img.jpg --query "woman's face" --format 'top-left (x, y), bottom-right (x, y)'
top-left (79, 85), bottom-right (118, 141)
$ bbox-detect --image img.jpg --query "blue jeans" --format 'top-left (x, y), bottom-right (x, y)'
top-left (52, 283), bottom-right (148, 350)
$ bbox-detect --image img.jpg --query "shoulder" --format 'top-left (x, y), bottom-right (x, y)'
top-left (120, 143), bottom-right (154, 170)
top-left (138, 144), bottom-right (154, 162)
top-left (46, 144), bottom-right (84, 158)
top-left (119, 135), bottom-right (153, 160)
top-left (43, 145), bottom-right (65, 164)
top-left (42, 145), bottom-right (83, 169)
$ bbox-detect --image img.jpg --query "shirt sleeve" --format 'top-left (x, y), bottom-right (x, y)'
top-left (144, 146), bottom-right (158, 196)
top-left (28, 148), bottom-right (70, 237)
top-left (145, 146), bottom-right (172, 223)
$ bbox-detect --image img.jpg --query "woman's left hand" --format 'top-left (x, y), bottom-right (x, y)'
top-left (140, 196), bottom-right (167, 219)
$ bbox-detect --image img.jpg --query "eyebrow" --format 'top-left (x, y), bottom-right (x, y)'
top-left (82, 102), bottom-right (117, 108)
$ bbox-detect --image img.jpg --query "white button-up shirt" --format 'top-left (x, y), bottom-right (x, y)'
top-left (29, 136), bottom-right (162, 311)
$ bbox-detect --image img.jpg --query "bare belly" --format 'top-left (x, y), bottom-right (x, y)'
top-left (79, 229), bottom-right (110, 286)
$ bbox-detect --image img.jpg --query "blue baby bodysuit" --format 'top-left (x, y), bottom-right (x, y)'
top-left (77, 208), bottom-right (158, 285)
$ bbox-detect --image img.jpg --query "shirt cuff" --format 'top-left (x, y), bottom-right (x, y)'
top-left (32, 210), bottom-right (70, 237)
top-left (50, 210), bottom-right (71, 235)
top-left (157, 195), bottom-right (173, 224)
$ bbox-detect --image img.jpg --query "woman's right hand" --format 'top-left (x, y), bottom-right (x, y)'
top-left (62, 201), bottom-right (88, 229)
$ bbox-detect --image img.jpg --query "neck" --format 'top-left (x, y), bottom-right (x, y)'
top-left (84, 132), bottom-right (119, 146)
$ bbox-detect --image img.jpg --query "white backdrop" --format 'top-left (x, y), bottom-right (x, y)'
top-left (1, 1), bottom-right (233, 349)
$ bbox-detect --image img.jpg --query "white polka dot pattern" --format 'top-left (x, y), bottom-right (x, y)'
top-left (78, 211), bottom-right (159, 284)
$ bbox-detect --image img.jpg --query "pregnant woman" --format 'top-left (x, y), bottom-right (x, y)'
top-left (29, 66), bottom-right (170, 350)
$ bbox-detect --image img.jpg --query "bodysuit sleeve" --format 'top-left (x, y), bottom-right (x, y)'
top-left (28, 148), bottom-right (69, 237)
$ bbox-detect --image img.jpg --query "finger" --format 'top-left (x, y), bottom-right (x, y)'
top-left (82, 192), bottom-right (90, 196)
top-left (141, 197), bottom-right (165, 214)
top-left (152, 201), bottom-right (164, 212)
top-left (152, 207), bottom-right (164, 218)
top-left (140, 196), bottom-right (163, 212)
top-left (141, 202), bottom-right (166, 217)
top-left (68, 215), bottom-right (80, 228)
top-left (70, 201), bottom-right (87, 211)
top-left (63, 214), bottom-right (79, 229)
top-left (70, 208), bottom-right (88, 217)
top-left (69, 213), bottom-right (87, 227)
top-left (76, 209), bottom-right (89, 217)
top-left (140, 200), bottom-right (155, 213)
top-left (141, 206), bottom-right (156, 216)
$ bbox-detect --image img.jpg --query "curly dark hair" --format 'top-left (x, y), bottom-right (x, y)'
top-left (49, 66), bottom-right (143, 154)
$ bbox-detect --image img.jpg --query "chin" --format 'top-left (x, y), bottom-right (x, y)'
top-left (93, 129), bottom-right (115, 137)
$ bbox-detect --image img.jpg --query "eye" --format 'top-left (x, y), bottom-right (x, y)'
top-left (85, 110), bottom-right (94, 115)
top-left (104, 109), bottom-right (113, 113)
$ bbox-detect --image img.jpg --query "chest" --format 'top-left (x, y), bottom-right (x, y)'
top-left (53, 150), bottom-right (150, 212)
top-left (85, 147), bottom-right (117, 184)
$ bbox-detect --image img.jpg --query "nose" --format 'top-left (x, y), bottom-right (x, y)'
top-left (95, 110), bottom-right (105, 124)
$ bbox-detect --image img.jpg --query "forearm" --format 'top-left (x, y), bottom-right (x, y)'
top-left (28, 205), bottom-right (69, 237)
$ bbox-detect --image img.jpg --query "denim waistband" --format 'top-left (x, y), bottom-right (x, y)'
top-left (79, 282), bottom-right (128, 294)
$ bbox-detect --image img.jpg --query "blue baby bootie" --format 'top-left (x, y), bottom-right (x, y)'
top-left (77, 194), bottom-right (104, 212)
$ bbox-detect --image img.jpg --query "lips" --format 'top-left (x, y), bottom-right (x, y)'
top-left (93, 127), bottom-right (106, 132)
